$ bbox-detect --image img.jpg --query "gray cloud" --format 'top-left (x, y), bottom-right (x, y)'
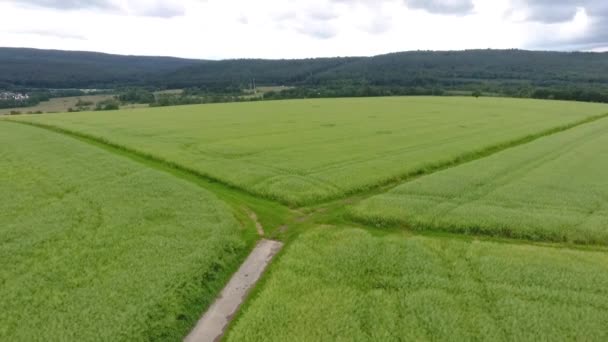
top-left (13, 0), bottom-right (185, 18)
top-left (515, 0), bottom-right (608, 23)
top-left (405, 0), bottom-right (474, 15)
top-left (515, 1), bottom-right (608, 50)
top-left (15, 0), bottom-right (115, 10)
top-left (133, 2), bottom-right (184, 18)
top-left (273, 6), bottom-right (340, 39)
top-left (332, 0), bottom-right (474, 14)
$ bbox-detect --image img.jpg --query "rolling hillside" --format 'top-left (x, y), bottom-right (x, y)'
top-left (1, 48), bottom-right (607, 91)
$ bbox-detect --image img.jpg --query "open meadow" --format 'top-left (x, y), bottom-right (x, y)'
top-left (351, 116), bottom-right (608, 244)
top-left (227, 227), bottom-right (608, 341)
top-left (12, 97), bottom-right (608, 205)
top-left (0, 122), bottom-right (251, 341)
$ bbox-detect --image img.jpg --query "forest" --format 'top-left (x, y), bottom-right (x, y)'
top-left (1, 47), bottom-right (607, 104)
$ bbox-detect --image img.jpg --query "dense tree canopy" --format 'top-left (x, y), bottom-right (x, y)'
top-left (0, 48), bottom-right (607, 104)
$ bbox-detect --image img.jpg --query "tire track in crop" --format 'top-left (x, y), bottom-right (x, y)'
top-left (426, 118), bottom-right (608, 222)
top-left (462, 251), bottom-right (507, 339)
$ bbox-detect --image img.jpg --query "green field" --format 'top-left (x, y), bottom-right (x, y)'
top-left (351, 117), bottom-right (608, 244)
top-left (4, 96), bottom-right (608, 341)
top-left (228, 227), bottom-right (608, 341)
top-left (0, 122), bottom-right (250, 341)
top-left (12, 97), bottom-right (608, 205)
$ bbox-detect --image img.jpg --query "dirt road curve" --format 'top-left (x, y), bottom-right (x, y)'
top-left (184, 239), bottom-right (283, 342)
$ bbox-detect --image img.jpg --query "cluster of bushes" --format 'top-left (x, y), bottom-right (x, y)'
top-left (117, 88), bottom-right (155, 104)
top-left (263, 84), bottom-right (446, 100)
top-left (7, 110), bottom-right (43, 115)
top-left (260, 82), bottom-right (608, 104)
top-left (95, 99), bottom-right (120, 111)
top-left (67, 98), bottom-right (120, 112)
top-left (150, 94), bottom-right (243, 107)
top-left (531, 88), bottom-right (608, 103)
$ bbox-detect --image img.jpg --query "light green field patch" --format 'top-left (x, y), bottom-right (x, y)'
top-left (12, 97), bottom-right (608, 205)
top-left (0, 122), bottom-right (248, 341)
top-left (352, 117), bottom-right (608, 244)
top-left (227, 227), bottom-right (608, 341)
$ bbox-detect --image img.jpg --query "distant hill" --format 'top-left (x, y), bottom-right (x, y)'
top-left (0, 48), bottom-right (202, 88)
top-left (159, 57), bottom-right (362, 89)
top-left (312, 50), bottom-right (608, 86)
top-left (1, 47), bottom-right (607, 91)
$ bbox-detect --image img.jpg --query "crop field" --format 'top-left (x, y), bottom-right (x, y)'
top-left (351, 117), bottom-right (608, 244)
top-left (3, 95), bottom-right (608, 341)
top-left (12, 97), bottom-right (608, 205)
top-left (227, 227), bottom-right (608, 341)
top-left (0, 122), bottom-right (249, 341)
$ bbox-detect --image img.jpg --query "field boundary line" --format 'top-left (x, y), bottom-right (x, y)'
top-left (184, 239), bottom-right (283, 342)
top-left (324, 111), bottom-right (608, 206)
top-left (5, 111), bottom-right (608, 208)
top-left (3, 119), bottom-right (271, 202)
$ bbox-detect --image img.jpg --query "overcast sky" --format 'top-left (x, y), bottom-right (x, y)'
top-left (0, 0), bottom-right (607, 59)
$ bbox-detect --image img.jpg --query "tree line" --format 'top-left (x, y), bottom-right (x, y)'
top-left (1, 48), bottom-right (607, 105)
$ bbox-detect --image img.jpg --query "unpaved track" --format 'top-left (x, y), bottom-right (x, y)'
top-left (246, 209), bottom-right (265, 236)
top-left (185, 239), bottom-right (283, 342)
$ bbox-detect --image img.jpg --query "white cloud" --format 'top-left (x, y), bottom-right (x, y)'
top-left (0, 0), bottom-right (605, 59)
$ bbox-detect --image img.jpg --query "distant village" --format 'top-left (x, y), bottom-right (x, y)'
top-left (0, 91), bottom-right (30, 101)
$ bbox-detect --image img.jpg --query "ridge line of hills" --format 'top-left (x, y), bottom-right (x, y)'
top-left (1, 47), bottom-right (607, 91)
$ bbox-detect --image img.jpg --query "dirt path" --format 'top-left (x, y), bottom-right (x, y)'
top-left (246, 209), bottom-right (265, 236)
top-left (184, 239), bottom-right (283, 342)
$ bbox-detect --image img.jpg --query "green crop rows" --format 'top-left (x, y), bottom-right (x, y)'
top-left (13, 97), bottom-right (608, 205)
top-left (0, 123), bottom-right (250, 341)
top-left (3, 96), bottom-right (608, 341)
top-left (228, 227), bottom-right (608, 341)
top-left (352, 116), bottom-right (608, 244)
